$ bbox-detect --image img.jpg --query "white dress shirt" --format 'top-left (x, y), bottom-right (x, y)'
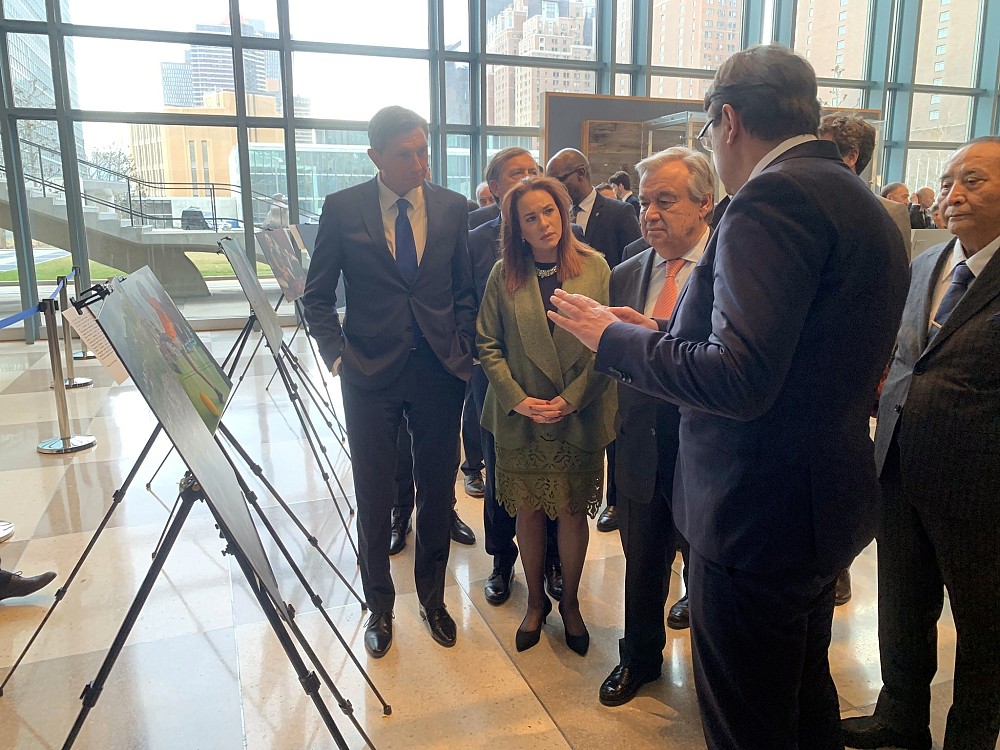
top-left (747, 134), bottom-right (818, 185)
top-left (644, 228), bottom-right (711, 317)
top-left (572, 187), bottom-right (598, 233)
top-left (377, 173), bottom-right (427, 264)
top-left (929, 234), bottom-right (1000, 323)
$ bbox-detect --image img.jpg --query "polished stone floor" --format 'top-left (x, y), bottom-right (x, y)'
top-left (0, 327), bottom-right (987, 749)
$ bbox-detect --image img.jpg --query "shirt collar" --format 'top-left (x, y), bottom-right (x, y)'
top-left (748, 135), bottom-right (818, 182)
top-left (577, 187), bottom-right (597, 212)
top-left (651, 227), bottom-right (711, 268)
top-left (377, 172), bottom-right (424, 213)
top-left (955, 234), bottom-right (1000, 278)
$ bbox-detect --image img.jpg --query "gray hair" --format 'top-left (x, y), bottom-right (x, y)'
top-left (635, 146), bottom-right (715, 206)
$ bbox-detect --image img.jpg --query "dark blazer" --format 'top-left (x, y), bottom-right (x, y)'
top-left (468, 214), bottom-right (585, 305)
top-left (583, 192), bottom-right (642, 269)
top-left (595, 140), bottom-right (910, 574)
top-left (875, 239), bottom-right (1000, 522)
top-left (610, 248), bottom-right (681, 503)
top-left (908, 203), bottom-right (932, 230)
top-left (303, 178), bottom-right (477, 390)
top-left (469, 203), bottom-right (500, 230)
top-left (625, 193), bottom-right (641, 218)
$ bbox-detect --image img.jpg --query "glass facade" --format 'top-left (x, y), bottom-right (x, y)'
top-left (0, 1), bottom-right (997, 338)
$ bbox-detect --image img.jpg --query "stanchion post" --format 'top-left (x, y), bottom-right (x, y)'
top-left (37, 298), bottom-right (96, 455)
top-left (72, 268), bottom-right (95, 360)
top-left (58, 274), bottom-right (92, 390)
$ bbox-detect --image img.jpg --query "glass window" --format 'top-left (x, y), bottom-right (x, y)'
top-left (486, 64), bottom-right (596, 127)
top-left (3, 0), bottom-right (45, 21)
top-left (650, 74), bottom-right (714, 103)
top-left (69, 38), bottom-right (239, 115)
top-left (617, 0), bottom-right (634, 64)
top-left (794, 0), bottom-right (871, 81)
top-left (650, 0), bottom-right (742, 71)
top-left (238, 1), bottom-right (279, 37)
top-left (293, 129), bottom-right (376, 217)
top-left (247, 128), bottom-right (287, 227)
top-left (485, 135), bottom-right (540, 167)
top-left (905, 148), bottom-right (953, 191)
top-left (817, 85), bottom-right (865, 109)
top-left (915, 0), bottom-right (981, 87)
top-left (908, 93), bottom-right (972, 142)
top-left (245, 49), bottom-right (283, 117)
top-left (615, 73), bottom-right (632, 97)
top-left (445, 61), bottom-right (471, 125)
top-left (64, 1), bottom-right (233, 33)
top-left (292, 53), bottom-right (430, 121)
top-left (486, 0), bottom-right (598, 62)
top-left (288, 0), bottom-right (429, 48)
top-left (444, 134), bottom-right (472, 198)
top-left (443, 0), bottom-right (470, 52)
top-left (8, 34), bottom-right (55, 109)
top-left (935, 44), bottom-right (948, 55)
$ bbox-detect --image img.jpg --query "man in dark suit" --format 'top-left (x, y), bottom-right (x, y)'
top-left (546, 148), bottom-right (642, 533)
top-left (908, 187), bottom-right (935, 230)
top-left (550, 45), bottom-right (909, 749)
top-left (841, 137), bottom-right (1000, 750)
top-left (303, 106), bottom-right (477, 658)
top-left (609, 170), bottom-right (641, 217)
top-left (468, 198), bottom-right (500, 230)
top-left (598, 146), bottom-right (713, 708)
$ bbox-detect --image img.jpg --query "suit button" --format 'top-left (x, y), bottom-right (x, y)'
top-left (623, 375), bottom-right (633, 384)
top-left (894, 404), bottom-right (903, 414)
top-left (650, 428), bottom-right (656, 437)
top-left (913, 362), bottom-right (925, 375)
top-left (608, 367), bottom-right (622, 379)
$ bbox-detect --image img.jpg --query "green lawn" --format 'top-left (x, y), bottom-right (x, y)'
top-left (0, 252), bottom-right (272, 282)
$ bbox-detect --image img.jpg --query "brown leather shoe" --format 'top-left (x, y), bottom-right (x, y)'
top-left (0, 569), bottom-right (57, 602)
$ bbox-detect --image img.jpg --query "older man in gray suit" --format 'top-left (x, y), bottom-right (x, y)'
top-left (842, 136), bottom-right (1000, 750)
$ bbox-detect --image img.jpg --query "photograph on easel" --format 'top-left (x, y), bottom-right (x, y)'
top-left (103, 267), bottom-right (231, 431)
top-left (97, 268), bottom-right (284, 610)
top-left (256, 229), bottom-right (306, 303)
top-left (218, 237), bottom-right (285, 353)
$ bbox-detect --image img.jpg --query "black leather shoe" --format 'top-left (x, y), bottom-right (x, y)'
top-left (388, 515), bottom-right (412, 556)
top-left (596, 505), bottom-right (618, 532)
top-left (364, 611), bottom-right (393, 658)
top-left (599, 663), bottom-right (661, 707)
top-left (463, 471), bottom-right (485, 498)
top-left (841, 716), bottom-right (931, 750)
top-left (484, 565), bottom-right (514, 606)
top-left (0, 569), bottom-right (56, 601)
top-left (420, 606), bottom-right (457, 648)
top-left (450, 512), bottom-right (476, 545)
top-left (835, 568), bottom-right (852, 606)
top-left (666, 594), bottom-right (690, 630)
top-left (545, 562), bottom-right (563, 601)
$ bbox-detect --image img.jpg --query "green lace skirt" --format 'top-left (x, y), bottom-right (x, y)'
top-left (494, 435), bottom-right (605, 520)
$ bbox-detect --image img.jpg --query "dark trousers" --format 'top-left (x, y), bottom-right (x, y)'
top-left (617, 488), bottom-right (677, 672)
top-left (341, 345), bottom-right (465, 614)
top-left (605, 441), bottom-right (617, 508)
top-left (689, 550), bottom-right (841, 750)
top-left (470, 363), bottom-right (557, 570)
top-left (459, 381), bottom-right (484, 477)
top-left (874, 441), bottom-right (1000, 750)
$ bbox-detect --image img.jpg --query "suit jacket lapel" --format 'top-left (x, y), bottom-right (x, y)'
top-left (551, 271), bottom-right (594, 380)
top-left (513, 274), bottom-right (564, 390)
top-left (360, 178), bottom-right (395, 267)
top-left (585, 193), bottom-right (603, 243)
top-left (924, 242), bottom-right (1000, 355)
top-left (914, 241), bottom-right (956, 356)
top-left (419, 181), bottom-right (440, 282)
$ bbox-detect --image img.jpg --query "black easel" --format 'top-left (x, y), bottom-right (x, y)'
top-left (60, 473), bottom-right (365, 750)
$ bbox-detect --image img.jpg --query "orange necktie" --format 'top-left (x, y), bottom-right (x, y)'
top-left (652, 258), bottom-right (686, 318)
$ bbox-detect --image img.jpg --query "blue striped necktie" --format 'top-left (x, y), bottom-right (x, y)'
top-left (394, 198), bottom-right (418, 282)
top-left (929, 261), bottom-right (974, 342)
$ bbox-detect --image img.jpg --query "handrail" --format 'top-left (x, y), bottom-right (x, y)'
top-left (11, 135), bottom-right (319, 229)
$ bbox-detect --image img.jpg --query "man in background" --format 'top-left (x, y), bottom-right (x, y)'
top-left (909, 187), bottom-right (935, 229)
top-left (475, 181), bottom-right (494, 208)
top-left (609, 170), bottom-right (641, 217)
top-left (882, 181), bottom-right (911, 205)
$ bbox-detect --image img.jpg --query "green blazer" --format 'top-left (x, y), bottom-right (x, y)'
top-left (477, 251), bottom-right (616, 452)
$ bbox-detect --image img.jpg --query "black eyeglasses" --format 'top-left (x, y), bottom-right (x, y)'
top-left (554, 165), bottom-right (584, 183)
top-left (697, 118), bottom-right (716, 153)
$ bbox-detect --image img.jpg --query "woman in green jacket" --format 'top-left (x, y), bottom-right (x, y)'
top-left (477, 176), bottom-right (616, 655)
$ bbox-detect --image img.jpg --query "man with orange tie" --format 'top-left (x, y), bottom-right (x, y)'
top-left (599, 147), bottom-right (714, 707)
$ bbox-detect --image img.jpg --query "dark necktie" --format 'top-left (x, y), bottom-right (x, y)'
top-left (570, 204), bottom-right (581, 223)
top-left (929, 261), bottom-right (974, 341)
top-left (395, 198), bottom-right (418, 282)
